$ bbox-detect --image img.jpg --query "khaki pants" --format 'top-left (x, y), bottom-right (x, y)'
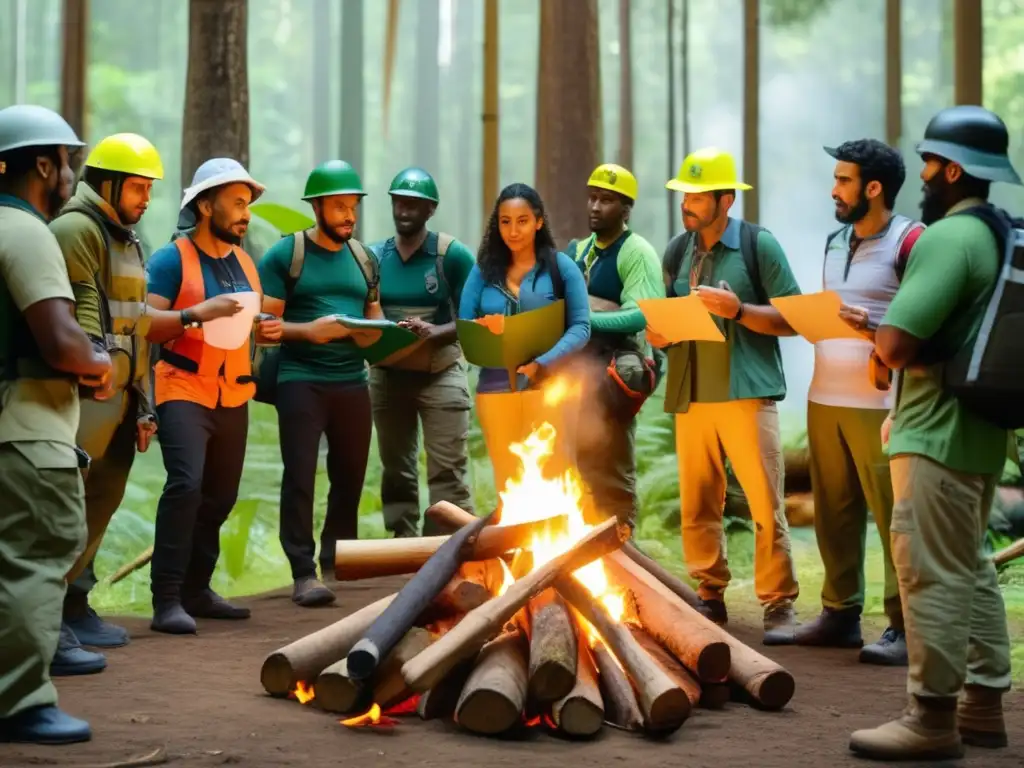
top-left (890, 455), bottom-right (1011, 699)
top-left (0, 444), bottom-right (85, 717)
top-left (808, 402), bottom-right (901, 627)
top-left (371, 363), bottom-right (473, 537)
top-left (675, 399), bottom-right (798, 605)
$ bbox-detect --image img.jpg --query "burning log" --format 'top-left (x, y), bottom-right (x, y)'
top-left (435, 560), bottom-right (504, 613)
top-left (527, 589), bottom-right (578, 703)
top-left (551, 639), bottom-right (603, 737)
top-left (316, 628), bottom-right (432, 714)
top-left (604, 551), bottom-right (795, 710)
top-left (347, 513), bottom-right (493, 682)
top-left (554, 575), bottom-right (690, 734)
top-left (604, 551), bottom-right (730, 682)
top-left (260, 592), bottom-right (396, 697)
top-left (591, 640), bottom-right (643, 731)
top-left (622, 541), bottom-right (700, 609)
top-left (402, 516), bottom-right (630, 693)
top-left (417, 658), bottom-right (475, 721)
top-left (334, 514), bottom-right (568, 580)
top-left (454, 628), bottom-right (529, 735)
top-left (425, 500), bottom-right (491, 531)
top-left (629, 626), bottom-right (702, 709)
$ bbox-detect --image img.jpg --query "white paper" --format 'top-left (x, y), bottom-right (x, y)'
top-left (202, 291), bottom-right (261, 350)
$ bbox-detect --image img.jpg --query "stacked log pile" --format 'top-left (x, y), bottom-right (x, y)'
top-left (259, 502), bottom-right (795, 740)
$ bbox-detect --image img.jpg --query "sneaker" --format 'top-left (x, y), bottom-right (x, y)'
top-left (50, 624), bottom-right (107, 676)
top-left (292, 576), bottom-right (336, 608)
top-left (762, 601), bottom-right (797, 636)
top-left (0, 705), bottom-right (91, 745)
top-left (859, 627), bottom-right (909, 666)
top-left (765, 607), bottom-right (862, 647)
top-left (695, 597), bottom-right (728, 625)
top-left (65, 605), bottom-right (130, 648)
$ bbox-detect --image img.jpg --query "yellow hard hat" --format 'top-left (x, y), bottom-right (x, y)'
top-left (666, 147), bottom-right (751, 193)
top-left (85, 133), bottom-right (164, 180)
top-left (587, 163), bottom-right (638, 201)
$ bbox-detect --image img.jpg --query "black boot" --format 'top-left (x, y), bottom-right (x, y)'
top-left (859, 626), bottom-right (908, 666)
top-left (765, 607), bottom-right (862, 647)
top-left (50, 623), bottom-right (107, 676)
top-left (151, 603), bottom-right (197, 635)
top-left (696, 597), bottom-right (728, 625)
top-left (182, 589), bottom-right (250, 620)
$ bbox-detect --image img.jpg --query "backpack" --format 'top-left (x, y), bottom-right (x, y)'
top-left (663, 220), bottom-right (766, 303)
top-left (823, 219), bottom-right (925, 285)
top-left (939, 204), bottom-right (1024, 429)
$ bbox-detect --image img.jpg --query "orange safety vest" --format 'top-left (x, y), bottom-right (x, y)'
top-left (153, 237), bottom-right (262, 409)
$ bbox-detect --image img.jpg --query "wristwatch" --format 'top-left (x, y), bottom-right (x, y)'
top-left (733, 303), bottom-right (745, 322)
top-left (180, 309), bottom-right (202, 329)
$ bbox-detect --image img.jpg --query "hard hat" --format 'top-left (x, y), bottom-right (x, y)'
top-left (666, 147), bottom-right (752, 193)
top-left (302, 160), bottom-right (366, 200)
top-left (587, 163), bottom-right (638, 201)
top-left (388, 167), bottom-right (439, 203)
top-left (85, 133), bottom-right (164, 180)
top-left (0, 104), bottom-right (85, 155)
top-left (916, 105), bottom-right (1022, 186)
top-left (179, 157), bottom-right (265, 211)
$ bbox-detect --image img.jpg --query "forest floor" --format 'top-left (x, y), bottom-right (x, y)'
top-left (4, 575), bottom-right (1022, 768)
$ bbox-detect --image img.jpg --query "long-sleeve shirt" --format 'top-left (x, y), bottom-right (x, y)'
top-left (458, 249), bottom-right (591, 393)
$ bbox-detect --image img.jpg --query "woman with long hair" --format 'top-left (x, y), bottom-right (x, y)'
top-left (459, 183), bottom-right (590, 493)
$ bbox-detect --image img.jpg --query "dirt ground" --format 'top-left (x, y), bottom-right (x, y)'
top-left (2, 577), bottom-right (1021, 768)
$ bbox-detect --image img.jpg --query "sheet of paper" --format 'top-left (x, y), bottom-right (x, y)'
top-left (456, 300), bottom-right (566, 376)
top-left (202, 291), bottom-right (261, 350)
top-left (333, 315), bottom-right (421, 365)
top-left (770, 291), bottom-right (870, 344)
top-left (638, 295), bottom-right (725, 343)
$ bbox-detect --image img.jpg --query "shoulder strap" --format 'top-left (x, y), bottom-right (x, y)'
top-left (285, 230), bottom-right (309, 303)
top-left (739, 221), bottom-right (767, 305)
top-left (347, 237), bottom-right (380, 304)
top-left (434, 232), bottom-right (458, 321)
top-left (54, 207), bottom-right (116, 336)
top-left (821, 226), bottom-right (846, 286)
top-left (894, 222), bottom-right (925, 283)
top-left (664, 232), bottom-right (692, 297)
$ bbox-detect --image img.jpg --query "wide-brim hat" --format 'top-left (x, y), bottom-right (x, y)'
top-left (177, 157), bottom-right (266, 229)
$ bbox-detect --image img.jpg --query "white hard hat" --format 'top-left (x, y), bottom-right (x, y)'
top-left (177, 157), bottom-right (265, 229)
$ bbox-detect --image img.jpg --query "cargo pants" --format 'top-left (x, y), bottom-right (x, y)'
top-left (807, 402), bottom-right (902, 627)
top-left (370, 361), bottom-right (474, 537)
top-left (0, 443), bottom-right (85, 718)
top-left (889, 454), bottom-right (1011, 699)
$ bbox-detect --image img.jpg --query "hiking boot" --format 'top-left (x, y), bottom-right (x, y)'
top-left (182, 589), bottom-right (251, 620)
top-left (859, 627), bottom-right (908, 666)
top-left (957, 685), bottom-right (1008, 749)
top-left (766, 606), bottom-right (862, 647)
top-left (151, 603), bottom-right (197, 635)
top-left (293, 576), bottom-right (336, 608)
top-left (0, 705), bottom-right (92, 745)
top-left (695, 597), bottom-right (727, 625)
top-left (64, 605), bottom-right (130, 648)
top-left (762, 600), bottom-right (797, 637)
top-left (849, 696), bottom-right (963, 761)
top-left (50, 624), bottom-right (107, 677)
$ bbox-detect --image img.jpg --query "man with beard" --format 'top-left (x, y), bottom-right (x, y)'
top-left (650, 147), bottom-right (801, 640)
top-left (259, 160), bottom-right (382, 607)
top-left (563, 163), bottom-right (664, 527)
top-left (850, 106), bottom-right (1017, 760)
top-left (0, 104), bottom-right (112, 744)
top-left (145, 158), bottom-right (282, 635)
top-left (369, 167), bottom-right (476, 538)
top-left (764, 140), bottom-right (923, 666)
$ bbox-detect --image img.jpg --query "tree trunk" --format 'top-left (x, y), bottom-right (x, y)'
top-left (181, 0), bottom-right (250, 185)
top-left (616, 0), bottom-right (633, 169)
top-left (414, 0), bottom-right (440, 174)
top-left (340, 0), bottom-right (365, 238)
top-left (311, 0), bottom-right (332, 165)
top-left (453, 0), bottom-right (477, 242)
top-left (535, 0), bottom-right (602, 247)
top-left (482, 0), bottom-right (499, 214)
top-left (741, 0), bottom-right (759, 223)
top-left (60, 0), bottom-right (88, 139)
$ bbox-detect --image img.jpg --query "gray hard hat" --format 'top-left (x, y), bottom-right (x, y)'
top-left (0, 104), bottom-right (85, 155)
top-left (916, 105), bottom-right (1022, 186)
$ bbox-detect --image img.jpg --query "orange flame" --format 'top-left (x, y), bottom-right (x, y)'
top-left (339, 703), bottom-right (400, 729)
top-left (383, 695), bottom-right (420, 716)
top-left (289, 681), bottom-right (315, 704)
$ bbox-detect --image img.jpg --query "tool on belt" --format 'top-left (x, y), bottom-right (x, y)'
top-left (603, 348), bottom-right (660, 421)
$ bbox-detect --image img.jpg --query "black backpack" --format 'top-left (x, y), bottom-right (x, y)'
top-left (940, 204), bottom-right (1024, 429)
top-left (663, 221), bottom-right (766, 303)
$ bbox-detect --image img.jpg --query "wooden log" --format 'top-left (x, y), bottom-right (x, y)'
top-left (335, 514), bottom-right (568, 580)
top-left (454, 628), bottom-right (529, 735)
top-left (373, 627), bottom-right (434, 711)
top-left (260, 593), bottom-right (396, 697)
top-left (347, 513), bottom-right (493, 681)
top-left (401, 516), bottom-right (630, 693)
top-left (622, 541), bottom-right (699, 609)
top-left (417, 658), bottom-right (475, 721)
top-left (604, 551), bottom-right (795, 710)
top-left (605, 550), bottom-right (731, 682)
top-left (554, 575), bottom-right (690, 733)
top-left (591, 640), bottom-right (642, 731)
top-left (430, 561), bottom-right (500, 616)
top-left (527, 589), bottom-right (578, 703)
top-left (629, 625), bottom-right (701, 709)
top-left (313, 658), bottom-right (364, 714)
top-left (552, 638), bottom-right (603, 737)
top-left (425, 500), bottom-right (489, 531)
top-left (700, 682), bottom-right (731, 710)
top-left (994, 536), bottom-right (1024, 567)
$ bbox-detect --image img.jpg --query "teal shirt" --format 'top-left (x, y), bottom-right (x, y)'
top-left (662, 218), bottom-right (801, 412)
top-left (258, 235), bottom-right (371, 385)
top-left (371, 232), bottom-right (475, 324)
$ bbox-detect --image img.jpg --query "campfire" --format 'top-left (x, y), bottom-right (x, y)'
top-left (261, 389), bottom-right (795, 740)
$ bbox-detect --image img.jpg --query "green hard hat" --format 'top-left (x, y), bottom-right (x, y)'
top-left (916, 105), bottom-right (1022, 186)
top-left (302, 160), bottom-right (366, 200)
top-left (0, 104), bottom-right (86, 155)
top-left (388, 167), bottom-right (439, 203)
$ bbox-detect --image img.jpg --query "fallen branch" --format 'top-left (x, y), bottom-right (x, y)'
top-left (106, 546), bottom-right (154, 586)
top-left (994, 536), bottom-right (1024, 567)
top-left (552, 639), bottom-right (603, 737)
top-left (527, 589), bottom-right (578, 703)
top-left (74, 746), bottom-right (167, 768)
top-left (455, 628), bottom-right (529, 735)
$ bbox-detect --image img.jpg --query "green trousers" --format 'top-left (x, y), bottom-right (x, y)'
top-left (370, 361), bottom-right (473, 537)
top-left (808, 402), bottom-right (901, 627)
top-left (66, 412), bottom-right (137, 593)
top-left (0, 443), bottom-right (85, 717)
top-left (890, 454), bottom-right (1011, 698)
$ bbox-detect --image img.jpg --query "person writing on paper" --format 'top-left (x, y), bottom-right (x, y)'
top-left (563, 163), bottom-right (664, 527)
top-left (765, 140), bottom-right (923, 665)
top-left (145, 158), bottom-right (281, 635)
top-left (258, 161), bottom-right (380, 608)
top-left (369, 168), bottom-right (477, 538)
top-left (849, 106), bottom-right (1017, 761)
top-left (458, 183), bottom-right (590, 492)
top-left (652, 147), bottom-right (801, 640)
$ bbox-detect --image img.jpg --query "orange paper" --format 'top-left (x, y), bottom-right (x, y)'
top-left (638, 295), bottom-right (725, 343)
top-left (770, 291), bottom-right (871, 344)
